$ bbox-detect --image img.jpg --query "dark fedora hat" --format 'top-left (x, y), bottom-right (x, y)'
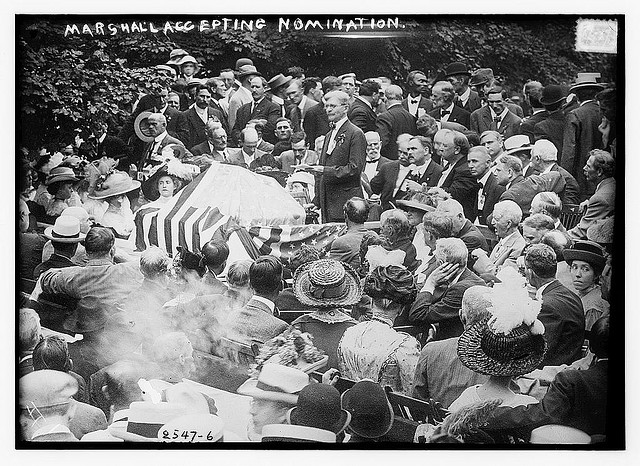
top-left (237, 65), bottom-right (262, 80)
top-left (457, 318), bottom-right (547, 377)
top-left (539, 84), bottom-right (566, 106)
top-left (267, 73), bottom-right (293, 91)
top-left (287, 383), bottom-right (351, 435)
top-left (563, 240), bottom-right (606, 270)
top-left (341, 380), bottom-right (394, 439)
top-left (444, 62), bottom-right (471, 77)
top-left (469, 68), bottom-right (494, 87)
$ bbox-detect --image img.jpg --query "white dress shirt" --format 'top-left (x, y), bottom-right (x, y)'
top-left (459, 87), bottom-right (471, 108)
top-left (326, 116), bottom-right (348, 155)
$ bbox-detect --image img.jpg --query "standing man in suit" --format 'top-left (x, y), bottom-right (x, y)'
top-left (361, 131), bottom-right (391, 216)
top-left (467, 146), bottom-right (505, 225)
top-left (348, 79), bottom-right (380, 133)
top-left (429, 81), bottom-right (471, 129)
top-left (519, 81), bottom-right (546, 142)
top-left (524, 244), bottom-right (585, 367)
top-left (228, 64), bottom-right (262, 130)
top-left (402, 70), bottom-right (433, 120)
top-left (285, 79), bottom-right (318, 132)
top-left (472, 200), bottom-right (525, 277)
top-left (138, 113), bottom-right (186, 171)
top-left (561, 75), bottom-right (605, 199)
top-left (433, 129), bottom-right (479, 221)
top-left (445, 62), bottom-right (482, 113)
top-left (303, 76), bottom-right (342, 150)
top-left (328, 197), bottom-right (371, 270)
top-left (568, 149), bottom-right (616, 240)
top-left (301, 90), bottom-right (366, 223)
top-left (227, 256), bottom-right (289, 346)
top-left (176, 84), bottom-right (227, 150)
top-left (529, 139), bottom-right (581, 205)
top-left (470, 86), bottom-right (522, 140)
top-left (86, 120), bottom-right (130, 165)
top-left (232, 76), bottom-right (281, 146)
top-left (376, 85), bottom-right (418, 160)
top-left (206, 77), bottom-right (230, 122)
top-left (405, 136), bottom-right (443, 190)
top-left (533, 84), bottom-right (567, 154)
top-left (156, 86), bottom-right (181, 138)
top-left (409, 238), bottom-right (485, 341)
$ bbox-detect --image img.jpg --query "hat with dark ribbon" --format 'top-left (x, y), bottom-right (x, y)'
top-left (43, 215), bottom-right (86, 243)
top-left (293, 259), bottom-right (362, 308)
top-left (444, 62), bottom-right (471, 77)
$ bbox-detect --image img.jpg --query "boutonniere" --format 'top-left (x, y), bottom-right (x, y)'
top-left (335, 133), bottom-right (346, 147)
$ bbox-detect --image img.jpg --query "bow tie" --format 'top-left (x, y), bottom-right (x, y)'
top-left (366, 159), bottom-right (380, 164)
top-left (493, 116), bottom-right (502, 123)
top-left (441, 109), bottom-right (450, 116)
top-left (411, 98), bottom-right (419, 105)
top-left (329, 122), bottom-right (336, 130)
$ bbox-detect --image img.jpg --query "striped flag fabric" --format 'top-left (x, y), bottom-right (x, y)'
top-left (249, 223), bottom-right (347, 264)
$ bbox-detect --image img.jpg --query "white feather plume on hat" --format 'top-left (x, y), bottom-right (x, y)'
top-left (487, 267), bottom-right (544, 336)
top-left (166, 157), bottom-right (199, 181)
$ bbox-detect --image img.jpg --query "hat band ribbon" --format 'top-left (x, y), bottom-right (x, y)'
top-left (310, 282), bottom-right (348, 300)
top-left (52, 230), bottom-right (80, 239)
top-left (256, 381), bottom-right (295, 394)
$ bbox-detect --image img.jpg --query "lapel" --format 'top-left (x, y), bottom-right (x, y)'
top-left (251, 99), bottom-right (266, 118)
top-left (482, 106), bottom-right (493, 126)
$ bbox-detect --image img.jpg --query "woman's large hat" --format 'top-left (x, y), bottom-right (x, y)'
top-left (134, 111), bottom-right (156, 143)
top-left (341, 380), bottom-right (394, 439)
top-left (287, 383), bottom-right (351, 435)
top-left (457, 318), bottom-right (547, 377)
top-left (142, 155), bottom-right (199, 201)
top-left (88, 170), bottom-right (141, 200)
top-left (563, 240), bottom-right (606, 270)
top-left (539, 84), bottom-right (566, 106)
top-left (43, 215), bottom-right (86, 243)
top-left (45, 166), bottom-right (79, 185)
top-left (292, 259), bottom-right (363, 308)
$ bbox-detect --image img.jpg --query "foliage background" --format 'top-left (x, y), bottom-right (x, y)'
top-left (17, 15), bottom-right (619, 149)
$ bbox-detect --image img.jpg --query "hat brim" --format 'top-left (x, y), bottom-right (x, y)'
top-left (563, 250), bottom-right (606, 270)
top-left (108, 426), bottom-right (161, 443)
top-left (504, 146), bottom-right (532, 155)
top-left (134, 111), bottom-right (156, 143)
top-left (46, 175), bottom-right (79, 185)
top-left (445, 71), bottom-right (471, 78)
top-left (341, 388), bottom-right (394, 439)
top-left (236, 378), bottom-right (299, 405)
top-left (288, 407), bottom-right (351, 435)
top-left (469, 78), bottom-right (489, 86)
top-left (292, 261), bottom-right (362, 308)
top-left (88, 179), bottom-right (141, 200)
top-left (457, 319), bottom-right (546, 377)
top-left (395, 200), bottom-right (435, 213)
top-left (569, 83), bottom-right (605, 92)
top-left (238, 71), bottom-right (263, 79)
top-left (539, 96), bottom-right (566, 106)
top-left (43, 227), bottom-right (86, 243)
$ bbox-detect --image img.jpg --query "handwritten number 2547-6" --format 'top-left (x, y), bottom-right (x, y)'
top-left (161, 429), bottom-right (216, 442)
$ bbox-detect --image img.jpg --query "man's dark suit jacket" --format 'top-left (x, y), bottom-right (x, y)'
top-left (533, 109), bottom-right (566, 154)
top-left (538, 279), bottom-right (585, 367)
top-left (163, 105), bottom-right (181, 137)
top-left (438, 156), bottom-right (479, 222)
top-left (232, 98), bottom-right (282, 146)
top-left (228, 297), bottom-right (289, 345)
top-left (90, 135), bottom-right (130, 162)
top-left (499, 172), bottom-right (566, 216)
top-left (401, 95), bottom-right (433, 119)
top-left (429, 105), bottom-right (471, 130)
top-left (328, 225), bottom-right (369, 271)
top-left (303, 102), bottom-right (330, 150)
top-left (317, 120), bottom-right (367, 222)
top-left (485, 360), bottom-right (607, 437)
top-left (551, 163), bottom-right (581, 205)
top-left (470, 106), bottom-right (522, 140)
top-left (176, 106), bottom-right (227, 151)
top-left (348, 98), bottom-right (378, 133)
top-left (370, 159), bottom-right (442, 211)
top-left (458, 219), bottom-right (489, 254)
top-left (190, 140), bottom-right (214, 156)
top-left (519, 110), bottom-right (548, 142)
top-left (138, 133), bottom-right (186, 170)
top-left (478, 172), bottom-right (505, 225)
top-left (454, 90), bottom-right (482, 113)
top-left (561, 101), bottom-right (603, 198)
top-left (376, 103), bottom-right (418, 160)
top-left (408, 268), bottom-right (485, 341)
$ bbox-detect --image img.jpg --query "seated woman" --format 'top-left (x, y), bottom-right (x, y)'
top-left (141, 147), bottom-right (200, 204)
top-left (448, 268), bottom-right (545, 413)
top-left (564, 240), bottom-right (610, 334)
top-left (89, 171), bottom-right (140, 239)
top-left (44, 166), bottom-right (81, 217)
top-left (291, 259), bottom-right (360, 370)
top-left (337, 265), bottom-right (421, 396)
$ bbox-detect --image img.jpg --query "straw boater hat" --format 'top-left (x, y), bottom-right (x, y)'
top-left (286, 383), bottom-right (351, 435)
top-left (457, 268), bottom-right (547, 377)
top-left (134, 111), bottom-right (156, 143)
top-left (569, 73), bottom-right (605, 93)
top-left (292, 259), bottom-right (362, 308)
top-left (261, 424), bottom-right (336, 443)
top-left (395, 199), bottom-right (436, 214)
top-left (504, 134), bottom-right (532, 155)
top-left (43, 215), bottom-right (86, 243)
top-left (267, 74), bottom-right (293, 91)
top-left (341, 380), bottom-right (394, 439)
top-left (88, 170), bottom-right (141, 200)
top-left (237, 363), bottom-right (309, 404)
top-left (563, 240), bottom-right (606, 271)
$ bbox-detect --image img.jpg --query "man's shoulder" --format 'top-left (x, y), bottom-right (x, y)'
top-left (471, 105), bottom-right (489, 118)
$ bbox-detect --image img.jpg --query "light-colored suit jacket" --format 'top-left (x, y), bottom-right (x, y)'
top-left (569, 177), bottom-right (616, 240)
top-left (473, 229), bottom-right (526, 276)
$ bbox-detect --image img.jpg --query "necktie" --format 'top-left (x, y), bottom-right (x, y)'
top-left (329, 122), bottom-right (336, 130)
top-left (366, 159), bottom-right (379, 164)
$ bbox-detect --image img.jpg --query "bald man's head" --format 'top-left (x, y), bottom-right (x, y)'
top-left (385, 85), bottom-right (404, 102)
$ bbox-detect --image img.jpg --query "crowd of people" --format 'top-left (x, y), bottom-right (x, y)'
top-left (17, 48), bottom-right (617, 445)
